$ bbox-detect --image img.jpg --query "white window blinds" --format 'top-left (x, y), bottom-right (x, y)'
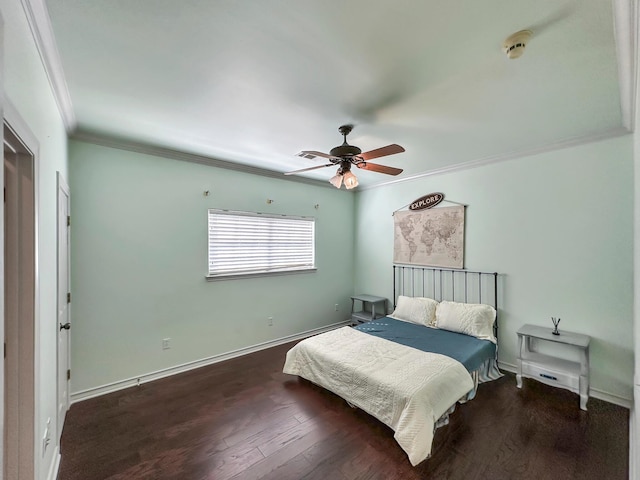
top-left (208, 209), bottom-right (315, 278)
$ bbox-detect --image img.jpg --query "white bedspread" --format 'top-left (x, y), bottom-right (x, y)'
top-left (283, 327), bottom-right (474, 466)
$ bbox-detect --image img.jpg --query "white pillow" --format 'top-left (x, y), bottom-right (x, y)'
top-left (435, 301), bottom-right (497, 343)
top-left (389, 295), bottom-right (438, 327)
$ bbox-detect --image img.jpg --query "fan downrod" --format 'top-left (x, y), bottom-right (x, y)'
top-left (338, 124), bottom-right (354, 137)
top-left (330, 124), bottom-right (361, 157)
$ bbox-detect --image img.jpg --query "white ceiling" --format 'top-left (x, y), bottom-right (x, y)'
top-left (46, 0), bottom-right (625, 188)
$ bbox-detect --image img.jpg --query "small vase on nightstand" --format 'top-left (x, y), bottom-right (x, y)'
top-left (551, 317), bottom-right (561, 336)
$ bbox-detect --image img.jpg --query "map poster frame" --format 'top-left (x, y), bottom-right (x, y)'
top-left (393, 205), bottom-right (465, 269)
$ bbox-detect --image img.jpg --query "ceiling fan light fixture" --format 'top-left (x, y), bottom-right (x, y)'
top-left (343, 171), bottom-right (359, 189)
top-left (329, 173), bottom-right (343, 189)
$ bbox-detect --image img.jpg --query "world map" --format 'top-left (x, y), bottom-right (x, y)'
top-left (393, 205), bottom-right (465, 268)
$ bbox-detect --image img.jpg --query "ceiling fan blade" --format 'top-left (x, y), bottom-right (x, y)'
top-left (284, 163), bottom-right (335, 175)
top-left (359, 144), bottom-right (405, 161)
top-left (527, 3), bottom-right (575, 38)
top-left (356, 162), bottom-right (403, 176)
top-left (296, 150), bottom-right (341, 161)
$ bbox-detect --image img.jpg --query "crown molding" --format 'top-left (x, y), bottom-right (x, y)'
top-left (613, 0), bottom-right (637, 132)
top-left (360, 126), bottom-right (631, 191)
top-left (71, 130), bottom-right (339, 189)
top-left (73, 126), bottom-right (630, 194)
top-left (20, 0), bottom-right (76, 132)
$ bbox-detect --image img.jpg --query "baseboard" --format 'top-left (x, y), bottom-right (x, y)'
top-left (71, 330), bottom-right (633, 411)
top-left (71, 321), bottom-right (351, 404)
top-left (590, 388), bottom-right (633, 409)
top-left (46, 446), bottom-right (61, 480)
top-left (498, 361), bottom-right (633, 409)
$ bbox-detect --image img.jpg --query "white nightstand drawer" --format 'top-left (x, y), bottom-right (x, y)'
top-left (522, 362), bottom-right (579, 391)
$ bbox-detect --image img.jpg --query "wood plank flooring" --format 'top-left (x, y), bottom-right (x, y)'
top-left (58, 341), bottom-right (629, 480)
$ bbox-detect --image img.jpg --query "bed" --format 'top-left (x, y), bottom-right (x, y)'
top-left (283, 267), bottom-right (502, 466)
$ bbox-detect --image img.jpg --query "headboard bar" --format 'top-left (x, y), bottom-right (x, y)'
top-left (393, 266), bottom-right (499, 338)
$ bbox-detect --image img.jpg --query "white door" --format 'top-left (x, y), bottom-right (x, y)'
top-left (57, 173), bottom-right (71, 441)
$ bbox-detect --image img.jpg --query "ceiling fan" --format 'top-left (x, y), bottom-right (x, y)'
top-left (285, 124), bottom-right (405, 189)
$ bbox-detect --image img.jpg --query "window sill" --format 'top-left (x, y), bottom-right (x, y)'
top-left (206, 268), bottom-right (317, 282)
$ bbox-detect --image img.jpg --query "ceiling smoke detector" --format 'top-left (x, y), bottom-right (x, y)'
top-left (503, 30), bottom-right (532, 59)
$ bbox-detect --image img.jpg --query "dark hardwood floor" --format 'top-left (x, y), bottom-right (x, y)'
top-left (58, 341), bottom-right (629, 480)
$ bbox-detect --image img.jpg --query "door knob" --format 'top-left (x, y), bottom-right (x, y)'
top-left (59, 322), bottom-right (71, 331)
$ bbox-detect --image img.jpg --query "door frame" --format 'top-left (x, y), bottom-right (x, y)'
top-left (3, 100), bottom-right (40, 480)
top-left (1, 8), bottom-right (6, 477)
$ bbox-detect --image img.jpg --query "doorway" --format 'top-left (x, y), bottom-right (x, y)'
top-left (3, 122), bottom-right (36, 480)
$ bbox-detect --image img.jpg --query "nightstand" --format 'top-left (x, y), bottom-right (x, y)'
top-left (350, 294), bottom-right (387, 325)
top-left (516, 324), bottom-right (590, 410)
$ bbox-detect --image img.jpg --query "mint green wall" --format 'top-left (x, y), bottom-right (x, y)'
top-left (2, 1), bottom-right (69, 478)
top-left (69, 140), bottom-right (355, 393)
top-left (354, 136), bottom-right (634, 402)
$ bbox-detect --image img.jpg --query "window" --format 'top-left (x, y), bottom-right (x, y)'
top-left (207, 209), bottom-right (316, 279)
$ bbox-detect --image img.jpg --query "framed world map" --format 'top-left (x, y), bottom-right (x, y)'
top-left (393, 205), bottom-right (465, 268)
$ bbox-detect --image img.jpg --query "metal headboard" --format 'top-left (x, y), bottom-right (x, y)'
top-left (393, 266), bottom-right (499, 338)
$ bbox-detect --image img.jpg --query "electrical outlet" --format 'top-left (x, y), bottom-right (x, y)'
top-left (335, 304), bottom-right (339, 311)
top-left (162, 338), bottom-right (171, 350)
top-left (268, 316), bottom-right (273, 326)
